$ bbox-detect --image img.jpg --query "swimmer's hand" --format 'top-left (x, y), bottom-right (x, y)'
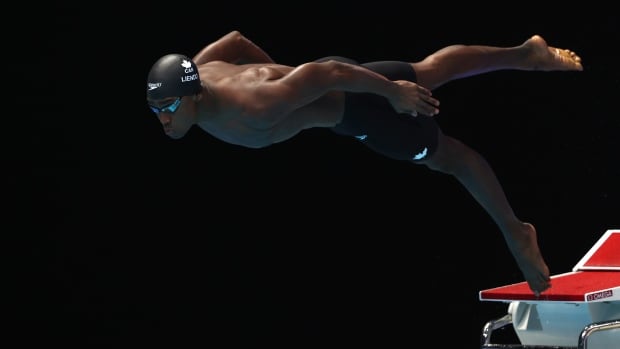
top-left (391, 80), bottom-right (440, 117)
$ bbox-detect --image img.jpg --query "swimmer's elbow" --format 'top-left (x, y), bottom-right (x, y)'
top-left (313, 60), bottom-right (363, 89)
top-left (227, 30), bottom-right (247, 45)
top-left (227, 30), bottom-right (243, 38)
top-left (308, 60), bottom-right (346, 77)
top-left (292, 61), bottom-right (348, 91)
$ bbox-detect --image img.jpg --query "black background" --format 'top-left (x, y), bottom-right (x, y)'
top-left (14, 4), bottom-right (619, 347)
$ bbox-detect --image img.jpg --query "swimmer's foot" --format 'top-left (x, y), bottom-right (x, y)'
top-left (522, 35), bottom-right (583, 71)
top-left (506, 222), bottom-right (551, 296)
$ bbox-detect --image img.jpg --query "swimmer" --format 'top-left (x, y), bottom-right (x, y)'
top-left (145, 30), bottom-right (583, 295)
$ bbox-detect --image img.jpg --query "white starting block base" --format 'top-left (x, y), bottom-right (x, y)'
top-left (479, 229), bottom-right (620, 349)
top-left (508, 298), bottom-right (619, 347)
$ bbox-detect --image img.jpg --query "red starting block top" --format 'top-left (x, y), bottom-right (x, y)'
top-left (480, 229), bottom-right (620, 303)
top-left (479, 270), bottom-right (620, 302)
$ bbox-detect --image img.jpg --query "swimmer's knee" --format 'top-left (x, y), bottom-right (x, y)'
top-left (423, 134), bottom-right (480, 175)
top-left (415, 133), bottom-right (456, 173)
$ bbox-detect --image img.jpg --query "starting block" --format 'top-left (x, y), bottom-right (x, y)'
top-left (479, 229), bottom-right (620, 349)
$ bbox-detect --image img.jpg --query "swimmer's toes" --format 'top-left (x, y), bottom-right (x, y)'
top-left (555, 48), bottom-right (583, 70)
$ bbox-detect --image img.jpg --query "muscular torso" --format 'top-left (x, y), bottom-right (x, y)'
top-left (195, 61), bottom-right (345, 148)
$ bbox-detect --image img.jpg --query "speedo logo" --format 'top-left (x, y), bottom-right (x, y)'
top-left (148, 82), bottom-right (162, 91)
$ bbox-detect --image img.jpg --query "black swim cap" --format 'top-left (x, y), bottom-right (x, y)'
top-left (146, 53), bottom-right (202, 100)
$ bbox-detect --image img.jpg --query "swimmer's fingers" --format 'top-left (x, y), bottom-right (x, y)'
top-left (410, 103), bottom-right (438, 117)
top-left (412, 85), bottom-right (439, 116)
top-left (393, 80), bottom-right (439, 116)
top-left (416, 96), bottom-right (440, 116)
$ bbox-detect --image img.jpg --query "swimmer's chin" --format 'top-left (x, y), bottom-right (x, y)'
top-left (165, 131), bottom-right (185, 140)
top-left (164, 128), bottom-right (187, 140)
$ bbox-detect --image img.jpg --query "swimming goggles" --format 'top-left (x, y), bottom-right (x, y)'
top-left (149, 97), bottom-right (182, 114)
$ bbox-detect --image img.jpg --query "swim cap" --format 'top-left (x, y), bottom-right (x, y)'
top-left (146, 53), bottom-right (202, 100)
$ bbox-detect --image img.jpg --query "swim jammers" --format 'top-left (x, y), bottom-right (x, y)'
top-left (316, 56), bottom-right (439, 162)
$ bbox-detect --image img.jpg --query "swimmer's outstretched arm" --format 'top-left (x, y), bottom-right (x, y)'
top-left (192, 30), bottom-right (275, 65)
top-left (254, 60), bottom-right (440, 117)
